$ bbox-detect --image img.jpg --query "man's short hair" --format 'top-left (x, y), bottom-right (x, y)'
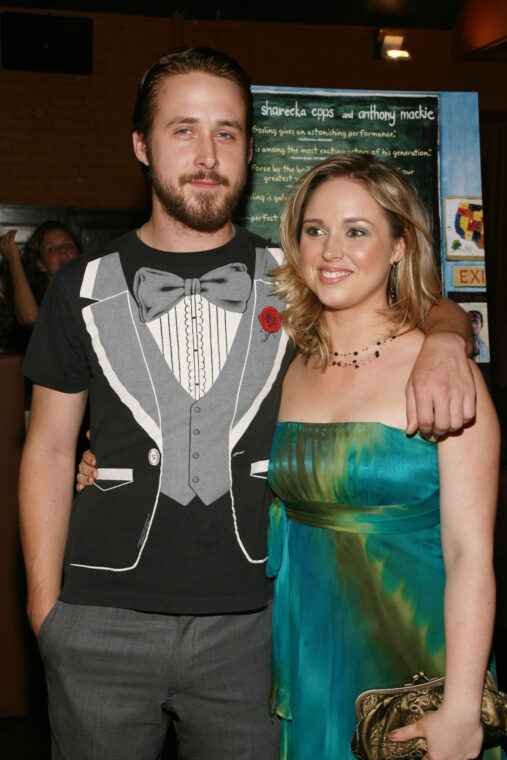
top-left (132, 46), bottom-right (253, 140)
top-left (468, 309), bottom-right (483, 326)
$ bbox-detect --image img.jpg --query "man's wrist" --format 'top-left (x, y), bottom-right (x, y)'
top-left (27, 586), bottom-right (60, 631)
top-left (425, 330), bottom-right (467, 352)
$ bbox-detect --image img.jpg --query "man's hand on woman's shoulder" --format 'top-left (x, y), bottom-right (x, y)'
top-left (405, 331), bottom-right (476, 440)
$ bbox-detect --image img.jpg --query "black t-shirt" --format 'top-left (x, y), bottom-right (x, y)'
top-left (23, 226), bottom-right (292, 614)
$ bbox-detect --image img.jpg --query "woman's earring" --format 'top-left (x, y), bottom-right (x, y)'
top-left (388, 261), bottom-right (398, 305)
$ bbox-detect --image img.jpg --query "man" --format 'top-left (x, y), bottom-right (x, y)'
top-left (19, 47), bottom-right (475, 760)
top-left (467, 308), bottom-right (490, 363)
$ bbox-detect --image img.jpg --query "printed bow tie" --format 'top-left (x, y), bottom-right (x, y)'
top-left (133, 262), bottom-right (252, 322)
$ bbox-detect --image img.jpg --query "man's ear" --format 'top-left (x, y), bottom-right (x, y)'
top-left (247, 135), bottom-right (253, 164)
top-left (132, 131), bottom-right (149, 166)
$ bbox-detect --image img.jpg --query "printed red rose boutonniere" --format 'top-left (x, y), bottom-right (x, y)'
top-left (258, 306), bottom-right (281, 342)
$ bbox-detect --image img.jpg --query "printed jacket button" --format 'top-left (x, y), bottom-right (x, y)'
top-left (148, 448), bottom-right (160, 466)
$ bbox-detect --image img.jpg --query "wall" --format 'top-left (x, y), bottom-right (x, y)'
top-left (0, 353), bottom-right (29, 716)
top-left (0, 8), bottom-right (178, 208)
top-left (1, 6), bottom-right (507, 209)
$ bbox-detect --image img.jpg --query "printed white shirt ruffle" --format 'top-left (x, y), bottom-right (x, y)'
top-left (146, 294), bottom-right (241, 399)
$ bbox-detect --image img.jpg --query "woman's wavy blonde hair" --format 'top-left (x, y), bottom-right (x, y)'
top-left (273, 153), bottom-right (442, 366)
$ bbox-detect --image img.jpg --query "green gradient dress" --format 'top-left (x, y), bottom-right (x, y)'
top-left (267, 421), bottom-right (501, 760)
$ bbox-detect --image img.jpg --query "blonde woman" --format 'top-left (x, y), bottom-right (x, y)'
top-left (267, 154), bottom-right (501, 760)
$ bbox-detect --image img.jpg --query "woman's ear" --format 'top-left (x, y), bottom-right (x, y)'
top-left (36, 258), bottom-right (47, 273)
top-left (391, 230), bottom-right (408, 265)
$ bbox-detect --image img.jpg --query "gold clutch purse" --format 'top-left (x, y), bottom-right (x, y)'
top-left (351, 671), bottom-right (507, 760)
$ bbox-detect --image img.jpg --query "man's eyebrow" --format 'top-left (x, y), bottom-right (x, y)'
top-left (217, 119), bottom-right (244, 131)
top-left (165, 116), bottom-right (199, 126)
top-left (165, 117), bottom-right (244, 131)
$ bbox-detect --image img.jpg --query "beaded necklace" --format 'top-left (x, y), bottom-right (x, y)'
top-left (329, 335), bottom-right (396, 368)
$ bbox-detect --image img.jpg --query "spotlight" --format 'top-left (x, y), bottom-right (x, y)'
top-left (377, 30), bottom-right (412, 61)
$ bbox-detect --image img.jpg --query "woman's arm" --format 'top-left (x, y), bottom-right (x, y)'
top-left (406, 298), bottom-right (475, 439)
top-left (76, 443), bottom-right (97, 492)
top-left (0, 229), bottom-right (40, 326)
top-left (391, 361), bottom-right (500, 759)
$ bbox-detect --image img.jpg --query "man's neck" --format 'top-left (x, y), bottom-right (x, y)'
top-left (139, 204), bottom-right (235, 253)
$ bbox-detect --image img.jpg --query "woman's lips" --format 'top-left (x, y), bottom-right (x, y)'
top-left (318, 267), bottom-right (353, 284)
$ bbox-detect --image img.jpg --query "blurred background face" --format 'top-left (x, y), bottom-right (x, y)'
top-left (467, 310), bottom-right (483, 336)
top-left (37, 228), bottom-right (78, 278)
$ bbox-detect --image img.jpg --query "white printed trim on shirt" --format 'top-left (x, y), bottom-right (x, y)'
top-left (94, 468), bottom-right (134, 492)
top-left (250, 460), bottom-right (270, 479)
top-left (80, 258), bottom-right (101, 299)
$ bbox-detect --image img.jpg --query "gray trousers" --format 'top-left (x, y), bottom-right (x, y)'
top-left (37, 601), bottom-right (279, 760)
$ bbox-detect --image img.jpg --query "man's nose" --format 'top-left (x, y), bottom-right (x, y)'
top-left (195, 135), bottom-right (219, 169)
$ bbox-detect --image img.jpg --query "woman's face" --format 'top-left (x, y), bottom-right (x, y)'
top-left (37, 228), bottom-right (78, 278)
top-left (299, 177), bottom-right (405, 315)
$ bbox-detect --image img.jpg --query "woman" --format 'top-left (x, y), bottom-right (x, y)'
top-left (267, 154), bottom-right (500, 759)
top-left (0, 221), bottom-right (80, 350)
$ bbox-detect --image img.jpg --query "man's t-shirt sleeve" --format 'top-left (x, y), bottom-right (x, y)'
top-left (22, 272), bottom-right (90, 393)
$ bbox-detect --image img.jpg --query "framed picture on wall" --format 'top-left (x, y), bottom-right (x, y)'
top-left (460, 300), bottom-right (490, 364)
top-left (444, 196), bottom-right (484, 260)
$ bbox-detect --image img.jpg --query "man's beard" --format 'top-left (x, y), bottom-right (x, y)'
top-left (147, 156), bottom-right (247, 234)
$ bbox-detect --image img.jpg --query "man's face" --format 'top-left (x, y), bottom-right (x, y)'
top-left (133, 71), bottom-right (252, 234)
top-left (468, 311), bottom-right (483, 337)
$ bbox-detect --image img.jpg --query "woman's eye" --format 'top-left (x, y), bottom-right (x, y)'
top-left (304, 226), bottom-right (324, 237)
top-left (347, 228), bottom-right (367, 238)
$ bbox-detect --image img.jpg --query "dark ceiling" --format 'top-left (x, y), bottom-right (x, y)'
top-left (11, 0), bottom-right (466, 30)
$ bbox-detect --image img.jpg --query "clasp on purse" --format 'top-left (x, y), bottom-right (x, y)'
top-left (410, 672), bottom-right (431, 686)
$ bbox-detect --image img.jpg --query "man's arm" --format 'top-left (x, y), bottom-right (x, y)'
top-left (19, 384), bottom-right (88, 636)
top-left (406, 298), bottom-right (475, 438)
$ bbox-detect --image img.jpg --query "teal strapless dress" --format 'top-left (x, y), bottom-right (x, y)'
top-left (267, 421), bottom-right (502, 760)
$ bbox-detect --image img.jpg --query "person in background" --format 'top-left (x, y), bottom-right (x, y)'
top-left (0, 222), bottom-right (80, 352)
top-left (467, 308), bottom-right (490, 363)
top-left (267, 153), bottom-right (500, 760)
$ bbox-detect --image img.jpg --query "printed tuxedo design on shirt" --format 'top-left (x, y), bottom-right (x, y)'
top-left (75, 245), bottom-right (288, 572)
top-left (136, 261), bottom-right (251, 400)
top-left (146, 297), bottom-right (241, 400)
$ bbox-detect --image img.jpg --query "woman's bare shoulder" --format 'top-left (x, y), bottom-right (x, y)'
top-left (395, 327), bottom-right (425, 355)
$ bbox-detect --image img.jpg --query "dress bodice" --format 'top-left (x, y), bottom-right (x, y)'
top-left (268, 421), bottom-right (439, 534)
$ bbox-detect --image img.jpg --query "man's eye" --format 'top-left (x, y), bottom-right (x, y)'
top-left (176, 128), bottom-right (192, 136)
top-left (217, 131), bottom-right (233, 139)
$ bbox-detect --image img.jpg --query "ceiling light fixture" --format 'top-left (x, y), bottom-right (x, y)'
top-left (377, 30), bottom-right (412, 61)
